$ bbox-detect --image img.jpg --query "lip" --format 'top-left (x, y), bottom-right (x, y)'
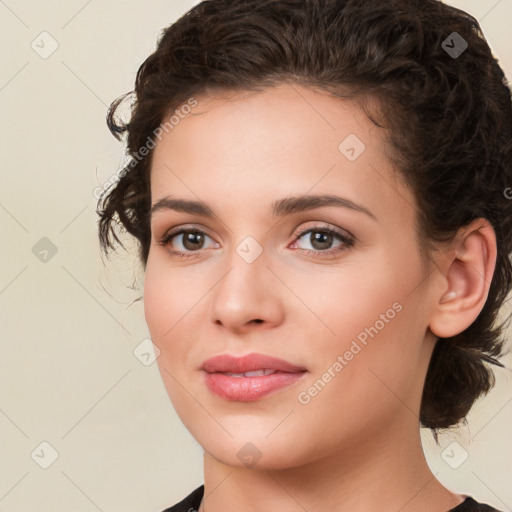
top-left (201, 353), bottom-right (307, 401)
top-left (201, 353), bottom-right (307, 373)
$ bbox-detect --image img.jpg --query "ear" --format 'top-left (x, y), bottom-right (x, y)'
top-left (429, 219), bottom-right (497, 338)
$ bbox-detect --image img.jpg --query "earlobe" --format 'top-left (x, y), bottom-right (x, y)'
top-left (429, 219), bottom-right (497, 339)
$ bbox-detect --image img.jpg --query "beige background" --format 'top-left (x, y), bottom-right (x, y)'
top-left (1, 1), bottom-right (511, 511)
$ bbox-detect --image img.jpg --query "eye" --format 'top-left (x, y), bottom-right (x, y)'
top-left (290, 225), bottom-right (354, 257)
top-left (157, 224), bottom-right (354, 260)
top-left (158, 227), bottom-right (219, 258)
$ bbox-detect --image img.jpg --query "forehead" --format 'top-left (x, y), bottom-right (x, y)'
top-left (149, 83), bottom-right (414, 226)
top-left (155, 84), bottom-right (381, 160)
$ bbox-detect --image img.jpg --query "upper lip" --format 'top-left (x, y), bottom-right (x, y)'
top-left (201, 353), bottom-right (307, 373)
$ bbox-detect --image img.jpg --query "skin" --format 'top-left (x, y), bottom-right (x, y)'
top-left (144, 83), bottom-right (496, 512)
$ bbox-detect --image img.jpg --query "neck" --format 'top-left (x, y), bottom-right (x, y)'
top-left (200, 419), bottom-right (464, 512)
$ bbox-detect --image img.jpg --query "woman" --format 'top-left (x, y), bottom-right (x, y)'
top-left (97, 0), bottom-right (512, 510)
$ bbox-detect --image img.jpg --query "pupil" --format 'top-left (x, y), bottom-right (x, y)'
top-left (184, 231), bottom-right (203, 250)
top-left (311, 232), bottom-right (331, 250)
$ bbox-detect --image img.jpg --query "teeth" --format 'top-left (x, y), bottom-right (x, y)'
top-left (223, 369), bottom-right (277, 377)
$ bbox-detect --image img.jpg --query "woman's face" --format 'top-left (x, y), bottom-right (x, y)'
top-left (144, 83), bottom-right (441, 469)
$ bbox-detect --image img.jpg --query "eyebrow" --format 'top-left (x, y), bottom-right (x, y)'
top-left (150, 194), bottom-right (377, 221)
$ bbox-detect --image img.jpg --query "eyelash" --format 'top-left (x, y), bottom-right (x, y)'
top-left (157, 224), bottom-right (355, 260)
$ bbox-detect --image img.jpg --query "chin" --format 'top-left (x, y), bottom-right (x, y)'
top-left (195, 428), bottom-right (316, 471)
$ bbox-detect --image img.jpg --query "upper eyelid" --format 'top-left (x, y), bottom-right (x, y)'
top-left (159, 222), bottom-right (348, 236)
top-left (295, 223), bottom-right (352, 237)
top-left (161, 224), bottom-right (215, 240)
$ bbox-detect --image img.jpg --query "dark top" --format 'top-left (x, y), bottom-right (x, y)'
top-left (161, 485), bottom-right (503, 512)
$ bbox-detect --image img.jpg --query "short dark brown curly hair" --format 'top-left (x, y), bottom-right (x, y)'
top-left (97, 0), bottom-right (512, 431)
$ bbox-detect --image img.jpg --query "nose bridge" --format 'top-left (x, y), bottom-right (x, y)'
top-left (216, 242), bottom-right (268, 311)
top-left (209, 237), bottom-right (283, 330)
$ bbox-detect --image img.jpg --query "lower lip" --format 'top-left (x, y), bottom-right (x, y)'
top-left (204, 371), bottom-right (306, 401)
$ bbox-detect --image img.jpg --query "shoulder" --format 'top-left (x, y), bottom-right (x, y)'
top-left (160, 485), bottom-right (204, 512)
top-left (450, 497), bottom-right (504, 512)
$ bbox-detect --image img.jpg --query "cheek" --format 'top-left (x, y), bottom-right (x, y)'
top-left (143, 258), bottom-right (196, 410)
top-left (299, 249), bottom-right (427, 389)
top-left (143, 254), bottom-right (199, 341)
top-left (303, 264), bottom-right (405, 346)
top-left (143, 257), bottom-right (193, 388)
top-left (143, 253), bottom-right (216, 386)
top-left (143, 260), bottom-right (171, 340)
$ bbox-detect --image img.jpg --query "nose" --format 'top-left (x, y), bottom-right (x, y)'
top-left (209, 251), bottom-right (285, 334)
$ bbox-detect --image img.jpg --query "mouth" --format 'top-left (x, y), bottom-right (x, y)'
top-left (201, 353), bottom-right (307, 401)
top-left (222, 369), bottom-right (280, 377)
